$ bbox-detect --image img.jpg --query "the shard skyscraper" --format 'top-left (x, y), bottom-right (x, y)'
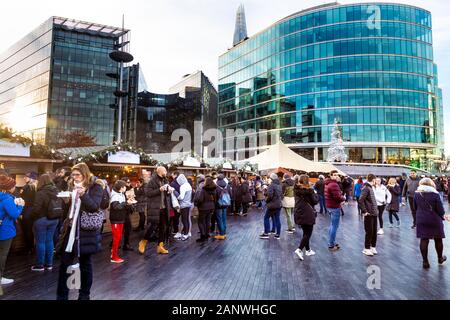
top-left (233, 4), bottom-right (248, 46)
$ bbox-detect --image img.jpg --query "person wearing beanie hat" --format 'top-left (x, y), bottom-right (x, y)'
top-left (270, 173), bottom-right (279, 181)
top-left (20, 172), bottom-right (38, 255)
top-left (314, 175), bottom-right (328, 215)
top-left (282, 173), bottom-right (296, 234)
top-left (0, 175), bottom-right (24, 285)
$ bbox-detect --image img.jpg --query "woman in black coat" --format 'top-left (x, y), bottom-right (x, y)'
top-left (293, 175), bottom-right (319, 261)
top-left (56, 163), bottom-right (104, 300)
top-left (237, 177), bottom-right (252, 216)
top-left (386, 178), bottom-right (401, 227)
top-left (414, 178), bottom-right (447, 269)
top-left (195, 177), bottom-right (217, 242)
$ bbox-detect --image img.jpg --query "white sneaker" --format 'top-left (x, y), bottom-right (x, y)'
top-left (305, 249), bottom-right (316, 256)
top-left (370, 247), bottom-right (378, 255)
top-left (294, 248), bottom-right (304, 260)
top-left (174, 232), bottom-right (182, 239)
top-left (188, 232), bottom-right (192, 237)
top-left (1, 277), bottom-right (14, 285)
top-left (362, 249), bottom-right (374, 256)
top-left (181, 234), bottom-right (189, 241)
top-left (377, 229), bottom-right (384, 235)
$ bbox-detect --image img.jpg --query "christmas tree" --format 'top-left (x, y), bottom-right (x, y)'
top-left (327, 119), bottom-right (348, 162)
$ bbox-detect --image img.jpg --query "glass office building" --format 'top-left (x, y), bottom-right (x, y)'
top-left (0, 17), bottom-right (129, 145)
top-left (128, 70), bottom-right (217, 154)
top-left (218, 3), bottom-right (445, 170)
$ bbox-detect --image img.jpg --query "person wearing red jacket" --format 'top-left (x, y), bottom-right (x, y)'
top-left (325, 170), bottom-right (346, 251)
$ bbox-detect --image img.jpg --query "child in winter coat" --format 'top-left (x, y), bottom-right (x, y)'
top-left (109, 180), bottom-right (133, 263)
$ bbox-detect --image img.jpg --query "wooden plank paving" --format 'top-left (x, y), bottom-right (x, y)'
top-left (1, 200), bottom-right (450, 300)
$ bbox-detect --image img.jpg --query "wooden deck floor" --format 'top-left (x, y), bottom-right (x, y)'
top-left (1, 200), bottom-right (450, 300)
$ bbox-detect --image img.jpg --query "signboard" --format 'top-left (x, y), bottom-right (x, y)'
top-left (183, 156), bottom-right (201, 167)
top-left (108, 151), bottom-right (140, 164)
top-left (223, 162), bottom-right (233, 169)
top-left (0, 140), bottom-right (30, 157)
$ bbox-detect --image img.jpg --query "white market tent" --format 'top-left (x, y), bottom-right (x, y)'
top-left (244, 141), bottom-right (345, 174)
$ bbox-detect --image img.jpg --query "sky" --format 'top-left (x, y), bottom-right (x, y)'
top-left (1, 0), bottom-right (449, 154)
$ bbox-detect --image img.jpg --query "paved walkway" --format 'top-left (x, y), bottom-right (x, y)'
top-left (1, 200), bottom-right (450, 300)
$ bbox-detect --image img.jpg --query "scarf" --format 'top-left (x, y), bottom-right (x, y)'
top-left (416, 185), bottom-right (439, 194)
top-left (65, 190), bottom-right (82, 253)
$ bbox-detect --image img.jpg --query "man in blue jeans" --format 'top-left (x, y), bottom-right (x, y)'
top-left (324, 170), bottom-right (346, 251)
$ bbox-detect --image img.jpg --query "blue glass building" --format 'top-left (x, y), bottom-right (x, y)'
top-left (218, 3), bottom-right (444, 170)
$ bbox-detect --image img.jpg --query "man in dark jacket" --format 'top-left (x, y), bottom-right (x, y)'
top-left (138, 166), bottom-right (171, 255)
top-left (134, 178), bottom-right (147, 232)
top-left (314, 175), bottom-right (327, 214)
top-left (358, 174), bottom-right (378, 256)
top-left (53, 167), bottom-right (70, 192)
top-left (325, 170), bottom-right (346, 251)
top-left (402, 170), bottom-right (420, 228)
top-left (20, 171), bottom-right (38, 254)
top-left (215, 174), bottom-right (231, 240)
top-left (237, 177), bottom-right (252, 217)
top-left (260, 173), bottom-right (282, 239)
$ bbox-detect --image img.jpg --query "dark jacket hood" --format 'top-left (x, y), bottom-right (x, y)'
top-left (283, 178), bottom-right (295, 187)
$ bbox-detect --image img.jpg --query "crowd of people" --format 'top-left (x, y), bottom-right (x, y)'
top-left (0, 163), bottom-right (449, 299)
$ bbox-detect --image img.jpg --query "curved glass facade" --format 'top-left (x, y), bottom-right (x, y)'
top-left (218, 3), bottom-right (444, 169)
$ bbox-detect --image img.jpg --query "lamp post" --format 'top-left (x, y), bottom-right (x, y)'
top-left (108, 16), bottom-right (134, 143)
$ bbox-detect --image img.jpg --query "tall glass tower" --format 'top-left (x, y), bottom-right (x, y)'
top-left (218, 3), bottom-right (444, 171)
top-left (0, 17), bottom-right (130, 146)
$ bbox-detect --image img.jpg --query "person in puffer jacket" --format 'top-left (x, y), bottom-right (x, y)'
top-left (109, 180), bottom-right (134, 264)
top-left (194, 177), bottom-right (217, 243)
top-left (173, 174), bottom-right (193, 241)
top-left (281, 173), bottom-right (295, 234)
top-left (0, 175), bottom-right (24, 286)
top-left (358, 174), bottom-right (379, 256)
top-left (259, 173), bottom-right (283, 240)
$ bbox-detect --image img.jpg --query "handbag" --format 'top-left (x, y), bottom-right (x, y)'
top-left (80, 210), bottom-right (104, 231)
top-left (171, 192), bottom-right (180, 212)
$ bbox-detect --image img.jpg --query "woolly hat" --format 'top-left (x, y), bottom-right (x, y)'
top-left (0, 175), bottom-right (16, 191)
top-left (270, 173), bottom-right (279, 180)
top-left (283, 173), bottom-right (291, 180)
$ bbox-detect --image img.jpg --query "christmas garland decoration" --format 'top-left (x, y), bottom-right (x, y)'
top-left (165, 151), bottom-right (211, 169)
top-left (69, 142), bottom-right (157, 166)
top-left (210, 158), bottom-right (236, 171)
top-left (0, 125), bottom-right (66, 160)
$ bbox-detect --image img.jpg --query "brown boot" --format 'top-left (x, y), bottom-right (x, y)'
top-left (157, 242), bottom-right (168, 254)
top-left (214, 235), bottom-right (226, 240)
top-left (138, 240), bottom-right (148, 255)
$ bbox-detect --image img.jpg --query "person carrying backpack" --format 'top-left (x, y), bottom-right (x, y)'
top-left (215, 174), bottom-right (231, 240)
top-left (31, 174), bottom-right (62, 272)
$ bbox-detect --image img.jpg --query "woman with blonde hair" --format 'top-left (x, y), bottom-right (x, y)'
top-left (293, 174), bottom-right (319, 260)
top-left (56, 163), bottom-right (105, 300)
top-left (414, 178), bottom-right (446, 269)
top-left (386, 178), bottom-right (401, 228)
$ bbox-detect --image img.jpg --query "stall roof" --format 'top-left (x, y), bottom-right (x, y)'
top-left (244, 141), bottom-right (343, 174)
top-left (57, 146), bottom-right (107, 157)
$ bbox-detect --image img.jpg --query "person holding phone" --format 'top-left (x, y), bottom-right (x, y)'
top-left (0, 175), bottom-right (24, 285)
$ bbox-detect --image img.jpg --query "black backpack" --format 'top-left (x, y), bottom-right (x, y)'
top-left (47, 196), bottom-right (64, 220)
